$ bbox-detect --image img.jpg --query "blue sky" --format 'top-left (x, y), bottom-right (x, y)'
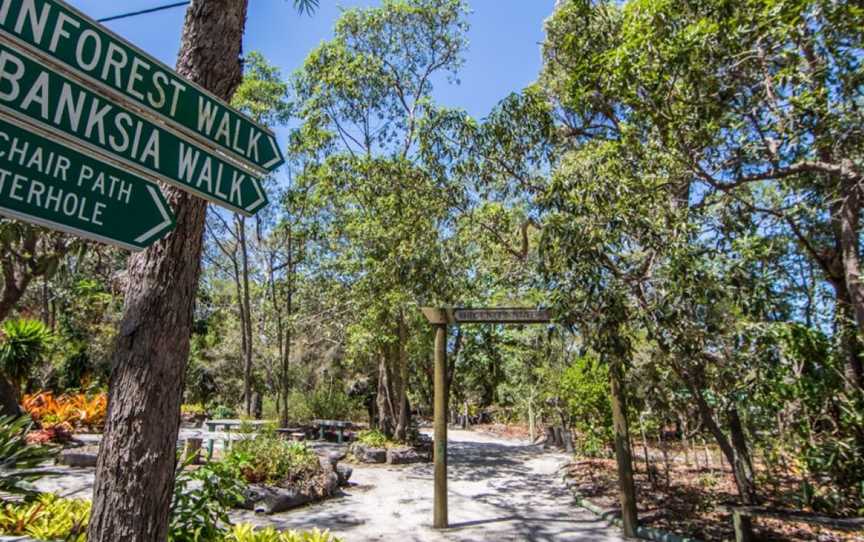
top-left (68, 1), bottom-right (554, 119)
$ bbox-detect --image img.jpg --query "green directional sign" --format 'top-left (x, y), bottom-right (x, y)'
top-left (0, 0), bottom-right (284, 175)
top-left (0, 43), bottom-right (268, 216)
top-left (0, 113), bottom-right (174, 251)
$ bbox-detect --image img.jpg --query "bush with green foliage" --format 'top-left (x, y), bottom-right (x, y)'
top-left (186, 359), bottom-right (218, 409)
top-left (211, 404), bottom-right (237, 419)
top-left (224, 430), bottom-right (320, 485)
top-left (0, 415), bottom-right (56, 497)
top-left (0, 493), bottom-right (89, 541)
top-left (168, 457), bottom-right (247, 542)
top-left (355, 428), bottom-right (391, 448)
top-left (0, 491), bottom-right (338, 542)
top-left (283, 390), bottom-right (315, 423)
top-left (225, 524), bottom-right (341, 542)
top-left (558, 355), bottom-right (613, 456)
top-left (0, 319), bottom-right (52, 396)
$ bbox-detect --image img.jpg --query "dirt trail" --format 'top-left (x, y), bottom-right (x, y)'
top-left (237, 429), bottom-right (626, 542)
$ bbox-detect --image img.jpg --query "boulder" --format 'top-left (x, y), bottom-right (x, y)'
top-left (349, 443), bottom-right (387, 463)
top-left (57, 446), bottom-right (98, 468)
top-left (386, 446), bottom-right (425, 465)
top-left (242, 485), bottom-right (313, 514)
top-left (336, 464), bottom-right (353, 486)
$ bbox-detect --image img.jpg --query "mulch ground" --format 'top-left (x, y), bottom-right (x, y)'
top-left (564, 450), bottom-right (864, 542)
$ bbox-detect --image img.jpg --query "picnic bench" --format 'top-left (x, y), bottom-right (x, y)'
top-left (202, 419), bottom-right (272, 458)
top-left (312, 419), bottom-right (352, 443)
top-left (718, 504), bottom-right (864, 542)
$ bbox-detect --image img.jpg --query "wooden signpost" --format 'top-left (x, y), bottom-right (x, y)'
top-left (421, 307), bottom-right (552, 529)
top-left (0, 0), bottom-right (273, 249)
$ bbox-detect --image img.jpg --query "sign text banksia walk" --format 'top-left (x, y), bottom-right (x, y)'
top-left (0, 43), bottom-right (268, 216)
top-left (0, 0), bottom-right (285, 175)
top-left (0, 113), bottom-right (174, 250)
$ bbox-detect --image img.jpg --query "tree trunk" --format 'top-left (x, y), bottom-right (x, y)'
top-left (394, 312), bottom-right (409, 441)
top-left (728, 407), bottom-right (757, 494)
top-left (0, 376), bottom-right (20, 417)
top-left (87, 2), bottom-right (248, 540)
top-left (238, 215), bottom-right (254, 416)
top-left (376, 346), bottom-right (396, 436)
top-left (609, 355), bottom-right (638, 537)
top-left (834, 282), bottom-right (864, 392)
top-left (839, 175), bottom-right (864, 341)
top-left (689, 380), bottom-right (758, 504)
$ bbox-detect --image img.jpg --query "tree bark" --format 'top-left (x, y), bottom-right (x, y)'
top-left (609, 355), bottom-right (638, 537)
top-left (376, 347), bottom-right (396, 436)
top-left (688, 378), bottom-right (758, 505)
top-left (834, 271), bottom-right (864, 392)
top-left (87, 2), bottom-right (248, 540)
top-left (0, 376), bottom-right (20, 417)
top-left (238, 215), bottom-right (254, 416)
top-left (394, 311), bottom-right (409, 441)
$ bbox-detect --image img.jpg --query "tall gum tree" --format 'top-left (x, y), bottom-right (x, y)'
top-left (543, 0), bottom-right (864, 391)
top-left (87, 1), bottom-right (249, 539)
top-left (290, 0), bottom-right (470, 440)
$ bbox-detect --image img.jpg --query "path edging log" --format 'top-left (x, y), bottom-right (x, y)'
top-left (569, 491), bottom-right (704, 542)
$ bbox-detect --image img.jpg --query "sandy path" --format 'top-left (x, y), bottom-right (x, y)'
top-left (33, 429), bottom-right (626, 541)
top-left (236, 429), bottom-right (626, 542)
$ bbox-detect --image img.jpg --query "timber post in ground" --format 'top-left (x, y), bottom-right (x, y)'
top-left (433, 321), bottom-right (449, 528)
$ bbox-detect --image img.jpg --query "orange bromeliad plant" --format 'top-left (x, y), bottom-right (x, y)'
top-left (22, 392), bottom-right (107, 432)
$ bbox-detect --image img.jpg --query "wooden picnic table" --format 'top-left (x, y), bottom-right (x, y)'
top-left (204, 419), bottom-right (272, 432)
top-left (203, 419), bottom-right (273, 458)
top-left (312, 419), bottom-right (352, 443)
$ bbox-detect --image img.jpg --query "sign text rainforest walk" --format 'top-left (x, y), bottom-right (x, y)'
top-left (0, 0), bottom-right (273, 250)
top-left (0, 0), bottom-right (284, 175)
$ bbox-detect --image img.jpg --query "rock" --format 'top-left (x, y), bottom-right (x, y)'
top-left (350, 443), bottom-right (386, 463)
top-left (360, 447), bottom-right (387, 463)
top-left (242, 485), bottom-right (313, 514)
top-left (336, 464), bottom-right (353, 485)
top-left (323, 470), bottom-right (340, 494)
top-left (326, 450), bottom-right (346, 467)
top-left (57, 446), bottom-right (98, 468)
top-left (386, 446), bottom-right (425, 465)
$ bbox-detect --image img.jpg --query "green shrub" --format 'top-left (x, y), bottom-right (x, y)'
top-left (355, 428), bottom-right (391, 448)
top-left (284, 390), bottom-right (315, 423)
top-left (225, 431), bottom-right (319, 485)
top-left (0, 493), bottom-right (89, 541)
top-left (0, 319), bottom-right (51, 395)
top-left (211, 404), bottom-right (237, 419)
top-left (0, 415), bottom-right (56, 497)
top-left (226, 524), bottom-right (342, 542)
top-left (559, 355), bottom-right (613, 456)
top-left (168, 457), bottom-right (247, 542)
top-left (306, 387), bottom-right (360, 421)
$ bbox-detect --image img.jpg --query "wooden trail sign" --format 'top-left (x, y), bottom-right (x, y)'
top-left (0, 0), bottom-right (284, 176)
top-left (0, 42), bottom-right (268, 216)
top-left (452, 307), bottom-right (551, 324)
top-left (0, 113), bottom-right (174, 250)
top-left (422, 307), bottom-right (552, 325)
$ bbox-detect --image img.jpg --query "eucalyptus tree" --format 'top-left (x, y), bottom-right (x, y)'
top-left (91, 1), bottom-right (319, 539)
top-left (536, 0), bottom-right (864, 520)
top-left (205, 52), bottom-right (292, 416)
top-left (544, 0), bottom-right (864, 390)
top-left (290, 0), bottom-right (470, 439)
